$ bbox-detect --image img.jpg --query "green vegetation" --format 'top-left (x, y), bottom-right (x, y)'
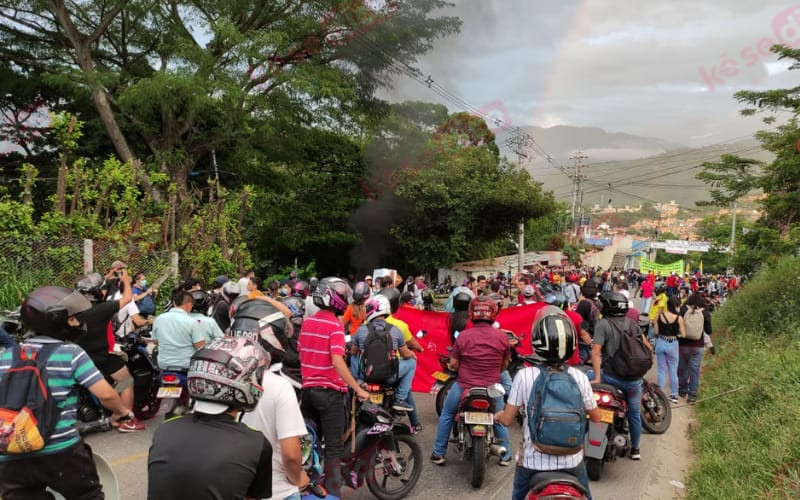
top-left (687, 256), bottom-right (800, 498)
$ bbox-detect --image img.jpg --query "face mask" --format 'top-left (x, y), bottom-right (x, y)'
top-left (280, 288), bottom-right (289, 297)
top-left (140, 279), bottom-right (148, 287)
top-left (64, 319), bottom-right (88, 341)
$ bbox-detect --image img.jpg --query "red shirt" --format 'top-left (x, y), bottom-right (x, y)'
top-left (452, 323), bottom-right (510, 390)
top-left (565, 310), bottom-right (583, 365)
top-left (298, 310), bottom-right (347, 392)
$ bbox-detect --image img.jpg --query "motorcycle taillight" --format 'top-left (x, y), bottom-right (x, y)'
top-left (162, 373), bottom-right (180, 384)
top-left (593, 391), bottom-right (614, 406)
top-left (470, 399), bottom-right (490, 410)
top-left (366, 383), bottom-right (382, 392)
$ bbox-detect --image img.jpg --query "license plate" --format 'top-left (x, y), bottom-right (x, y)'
top-left (598, 408), bottom-right (614, 424)
top-left (369, 393), bottom-right (384, 404)
top-left (464, 412), bottom-right (493, 425)
top-left (157, 386), bottom-right (183, 399)
top-left (432, 371), bottom-right (451, 382)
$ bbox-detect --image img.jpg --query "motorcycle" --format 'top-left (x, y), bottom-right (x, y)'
top-left (454, 383), bottom-right (507, 488)
top-left (431, 353), bottom-right (457, 416)
top-left (638, 318), bottom-right (672, 434)
top-left (583, 382), bottom-right (630, 481)
top-left (526, 472), bottom-right (587, 500)
top-left (77, 330), bottom-right (160, 434)
top-left (302, 400), bottom-right (422, 500)
top-left (156, 368), bottom-right (190, 418)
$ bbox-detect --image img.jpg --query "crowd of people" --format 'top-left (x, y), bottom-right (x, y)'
top-left (0, 257), bottom-right (731, 499)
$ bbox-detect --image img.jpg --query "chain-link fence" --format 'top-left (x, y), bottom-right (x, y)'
top-left (0, 237), bottom-right (177, 309)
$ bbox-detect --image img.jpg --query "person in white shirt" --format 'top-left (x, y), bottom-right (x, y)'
top-left (495, 307), bottom-right (603, 500)
top-left (243, 369), bottom-right (311, 500)
top-left (238, 269), bottom-right (255, 297)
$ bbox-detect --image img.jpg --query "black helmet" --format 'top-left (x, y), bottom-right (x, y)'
top-left (22, 286), bottom-right (92, 341)
top-left (353, 281), bottom-right (372, 303)
top-left (531, 306), bottom-right (576, 365)
top-left (377, 287), bottom-right (401, 314)
top-left (231, 299), bottom-right (293, 363)
top-left (451, 286), bottom-right (474, 311)
top-left (312, 277), bottom-right (352, 315)
top-left (76, 272), bottom-right (104, 302)
top-left (599, 292), bottom-right (628, 317)
top-left (190, 290), bottom-right (212, 315)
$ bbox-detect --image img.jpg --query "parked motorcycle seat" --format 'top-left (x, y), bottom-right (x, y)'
top-left (529, 472), bottom-right (586, 494)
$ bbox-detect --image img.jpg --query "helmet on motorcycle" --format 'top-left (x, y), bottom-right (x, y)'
top-left (531, 305), bottom-right (576, 365)
top-left (365, 295), bottom-right (391, 323)
top-left (228, 294), bottom-right (249, 318)
top-left (282, 296), bottom-right (306, 328)
top-left (188, 337), bottom-right (268, 414)
top-left (468, 295), bottom-right (499, 323)
top-left (190, 290), bottom-right (212, 315)
top-left (22, 286), bottom-right (92, 341)
top-left (522, 285), bottom-right (535, 299)
top-left (451, 286), bottom-right (475, 311)
top-left (599, 291), bottom-right (628, 317)
top-left (76, 272), bottom-right (104, 302)
top-left (377, 287), bottom-right (401, 314)
top-left (312, 277), bottom-right (352, 315)
top-left (353, 281), bottom-right (372, 303)
top-left (231, 299), bottom-right (293, 362)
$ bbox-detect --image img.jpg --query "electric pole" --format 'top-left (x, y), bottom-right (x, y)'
top-left (504, 135), bottom-right (533, 272)
top-left (569, 151), bottom-right (588, 236)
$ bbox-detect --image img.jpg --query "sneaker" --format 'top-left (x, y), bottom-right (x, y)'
top-left (687, 396), bottom-right (697, 404)
top-left (412, 423), bottom-right (423, 434)
top-left (118, 417), bottom-right (145, 433)
top-left (630, 448), bottom-right (641, 460)
top-left (430, 454), bottom-right (446, 466)
top-left (669, 395), bottom-right (679, 405)
top-left (499, 457), bottom-right (512, 466)
top-left (392, 400), bottom-right (414, 412)
top-left (678, 391), bottom-right (688, 398)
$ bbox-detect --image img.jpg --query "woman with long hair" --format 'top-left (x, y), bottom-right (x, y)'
top-left (678, 292), bottom-right (711, 403)
top-left (654, 296), bottom-right (685, 404)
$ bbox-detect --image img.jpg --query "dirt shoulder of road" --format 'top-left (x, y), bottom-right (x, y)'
top-left (638, 404), bottom-right (696, 499)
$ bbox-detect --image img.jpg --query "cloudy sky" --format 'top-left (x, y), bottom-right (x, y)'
top-left (381, 0), bottom-right (800, 149)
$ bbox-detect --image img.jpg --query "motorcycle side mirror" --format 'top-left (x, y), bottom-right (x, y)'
top-left (487, 383), bottom-right (506, 399)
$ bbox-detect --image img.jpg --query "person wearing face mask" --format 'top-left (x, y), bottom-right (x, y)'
top-left (0, 286), bottom-right (132, 499)
top-left (132, 272), bottom-right (157, 318)
top-left (104, 261), bottom-right (151, 337)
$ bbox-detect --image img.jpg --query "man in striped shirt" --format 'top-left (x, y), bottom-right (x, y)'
top-left (299, 278), bottom-right (369, 498)
top-left (0, 286), bottom-right (131, 499)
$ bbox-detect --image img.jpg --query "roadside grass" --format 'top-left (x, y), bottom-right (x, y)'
top-left (687, 256), bottom-right (800, 498)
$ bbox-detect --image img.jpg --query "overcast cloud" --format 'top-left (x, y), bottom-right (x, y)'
top-left (380, 0), bottom-right (800, 149)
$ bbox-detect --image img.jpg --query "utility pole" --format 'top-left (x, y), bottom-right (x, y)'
top-left (504, 135), bottom-right (533, 272)
top-left (569, 151), bottom-right (588, 237)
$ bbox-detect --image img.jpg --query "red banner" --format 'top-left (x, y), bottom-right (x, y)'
top-left (395, 304), bottom-right (547, 392)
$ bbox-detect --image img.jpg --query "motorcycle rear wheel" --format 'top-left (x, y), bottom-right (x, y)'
top-left (586, 457), bottom-right (604, 481)
top-left (366, 434), bottom-right (423, 500)
top-left (470, 438), bottom-right (487, 488)
top-left (435, 378), bottom-right (456, 416)
top-left (641, 384), bottom-right (672, 434)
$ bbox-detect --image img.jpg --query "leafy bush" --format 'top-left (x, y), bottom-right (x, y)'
top-left (688, 255), bottom-right (800, 498)
top-left (713, 256), bottom-right (800, 333)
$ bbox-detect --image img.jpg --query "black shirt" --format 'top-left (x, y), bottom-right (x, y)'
top-left (148, 413), bottom-right (272, 500)
top-left (76, 300), bottom-right (119, 355)
top-left (212, 301), bottom-right (231, 332)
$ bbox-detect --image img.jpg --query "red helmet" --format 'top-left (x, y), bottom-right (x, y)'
top-left (468, 295), bottom-right (498, 323)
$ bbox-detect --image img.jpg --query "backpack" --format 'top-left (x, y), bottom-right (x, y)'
top-left (360, 322), bottom-right (398, 383)
top-left (0, 343), bottom-right (60, 454)
top-left (579, 298), bottom-right (600, 335)
top-left (605, 318), bottom-right (653, 380)
top-left (526, 365), bottom-right (586, 456)
top-left (683, 307), bottom-right (704, 340)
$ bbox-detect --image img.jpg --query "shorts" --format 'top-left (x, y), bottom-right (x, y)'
top-left (90, 351), bottom-right (127, 377)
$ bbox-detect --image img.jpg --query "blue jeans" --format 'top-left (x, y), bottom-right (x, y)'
top-left (432, 381), bottom-right (511, 461)
top-left (641, 297), bottom-right (652, 315)
top-left (500, 370), bottom-right (512, 394)
top-left (678, 345), bottom-right (704, 398)
top-left (656, 338), bottom-right (679, 397)
top-left (587, 370), bottom-right (643, 449)
top-left (511, 463), bottom-right (592, 500)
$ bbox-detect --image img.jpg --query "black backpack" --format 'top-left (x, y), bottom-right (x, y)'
top-left (604, 318), bottom-right (653, 380)
top-left (0, 343), bottom-right (60, 454)
top-left (360, 322), bottom-right (398, 383)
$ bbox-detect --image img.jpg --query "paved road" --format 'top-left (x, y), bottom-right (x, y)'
top-left (87, 389), bottom-right (690, 500)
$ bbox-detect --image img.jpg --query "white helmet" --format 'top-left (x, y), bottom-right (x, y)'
top-left (364, 295), bottom-right (391, 323)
